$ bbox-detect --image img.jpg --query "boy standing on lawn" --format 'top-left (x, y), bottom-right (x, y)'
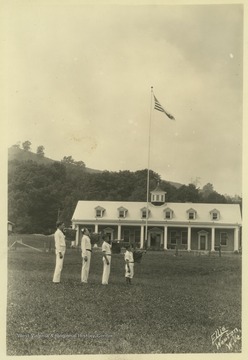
top-left (81, 228), bottom-right (92, 283)
top-left (124, 244), bottom-right (134, 284)
top-left (53, 221), bottom-right (66, 283)
top-left (102, 235), bottom-right (112, 285)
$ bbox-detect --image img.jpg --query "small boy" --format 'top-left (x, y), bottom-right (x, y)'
top-left (124, 244), bottom-right (134, 284)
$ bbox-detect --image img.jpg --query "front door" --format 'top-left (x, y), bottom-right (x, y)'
top-left (155, 234), bottom-right (161, 249)
top-left (150, 233), bottom-right (161, 249)
top-left (200, 235), bottom-right (206, 250)
top-left (197, 230), bottom-right (209, 251)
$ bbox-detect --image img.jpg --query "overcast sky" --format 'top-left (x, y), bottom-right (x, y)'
top-left (4, 1), bottom-right (243, 196)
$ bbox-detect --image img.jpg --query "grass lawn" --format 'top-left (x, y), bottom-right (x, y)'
top-left (7, 246), bottom-right (241, 355)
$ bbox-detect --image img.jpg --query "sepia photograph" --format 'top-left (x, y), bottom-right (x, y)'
top-left (1, 0), bottom-right (246, 358)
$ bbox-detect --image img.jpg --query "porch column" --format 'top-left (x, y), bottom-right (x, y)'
top-left (211, 227), bottom-right (215, 251)
top-left (148, 232), bottom-right (151, 248)
top-left (76, 224), bottom-right (80, 246)
top-left (163, 226), bottom-right (168, 250)
top-left (118, 225), bottom-right (121, 240)
top-left (94, 224), bottom-right (98, 233)
top-left (140, 225), bottom-right (144, 249)
top-left (234, 227), bottom-right (239, 252)
top-left (187, 226), bottom-right (191, 251)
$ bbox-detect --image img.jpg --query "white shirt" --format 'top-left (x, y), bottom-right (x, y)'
top-left (81, 235), bottom-right (92, 257)
top-left (124, 250), bottom-right (134, 263)
top-left (54, 228), bottom-right (66, 254)
top-left (102, 241), bottom-right (112, 255)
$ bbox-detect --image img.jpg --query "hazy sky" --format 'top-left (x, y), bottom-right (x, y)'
top-left (4, 1), bottom-right (243, 196)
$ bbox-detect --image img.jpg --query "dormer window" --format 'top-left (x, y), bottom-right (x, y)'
top-left (95, 206), bottom-right (105, 218)
top-left (119, 210), bottom-right (125, 218)
top-left (117, 206), bottom-right (128, 218)
top-left (210, 209), bottom-right (220, 221)
top-left (212, 212), bottom-right (218, 220)
top-left (141, 207), bottom-right (150, 219)
top-left (187, 208), bottom-right (197, 220)
top-left (188, 212), bottom-right (195, 220)
top-left (164, 207), bottom-right (173, 220)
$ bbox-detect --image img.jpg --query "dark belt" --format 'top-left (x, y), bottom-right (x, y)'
top-left (86, 249), bottom-right (92, 252)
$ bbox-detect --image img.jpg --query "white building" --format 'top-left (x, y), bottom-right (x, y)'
top-left (71, 187), bottom-right (242, 252)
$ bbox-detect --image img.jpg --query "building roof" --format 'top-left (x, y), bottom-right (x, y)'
top-left (72, 201), bottom-right (242, 226)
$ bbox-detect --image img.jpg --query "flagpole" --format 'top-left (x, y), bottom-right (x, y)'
top-left (145, 86), bottom-right (154, 249)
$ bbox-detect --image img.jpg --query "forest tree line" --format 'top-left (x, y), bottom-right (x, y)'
top-left (8, 157), bottom-right (242, 234)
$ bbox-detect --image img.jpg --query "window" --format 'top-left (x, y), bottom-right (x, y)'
top-left (118, 206), bottom-right (128, 218)
top-left (95, 206), bottom-right (105, 218)
top-left (212, 213), bottom-right (218, 220)
top-left (210, 209), bottom-right (220, 221)
top-left (164, 208), bottom-right (173, 220)
top-left (187, 208), bottom-right (196, 220)
top-left (141, 207), bottom-right (150, 219)
top-left (142, 210), bottom-right (147, 219)
top-left (220, 232), bottom-right (228, 246)
top-left (188, 212), bottom-right (195, 220)
top-left (119, 210), bottom-right (125, 218)
top-left (170, 231), bottom-right (177, 245)
top-left (181, 231), bottom-right (187, 245)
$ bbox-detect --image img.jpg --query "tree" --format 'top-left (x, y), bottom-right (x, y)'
top-left (36, 145), bottom-right (45, 157)
top-left (190, 177), bottom-right (201, 188)
top-left (22, 140), bottom-right (31, 151)
top-left (8, 156), bottom-right (235, 234)
top-left (11, 142), bottom-right (21, 149)
top-left (201, 183), bottom-right (214, 199)
top-left (61, 156), bottom-right (75, 164)
top-left (175, 183), bottom-right (202, 203)
top-left (8, 160), bottom-right (67, 233)
top-left (205, 191), bottom-right (227, 204)
top-left (75, 160), bottom-right (86, 169)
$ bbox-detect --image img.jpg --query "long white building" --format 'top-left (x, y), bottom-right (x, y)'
top-left (71, 187), bottom-right (242, 252)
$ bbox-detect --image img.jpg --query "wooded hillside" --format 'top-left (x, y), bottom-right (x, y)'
top-left (8, 147), bottom-right (240, 234)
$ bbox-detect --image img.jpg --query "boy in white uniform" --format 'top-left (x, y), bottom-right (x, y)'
top-left (81, 228), bottom-right (92, 283)
top-left (102, 235), bottom-right (112, 285)
top-left (53, 221), bottom-right (66, 283)
top-left (124, 244), bottom-right (134, 284)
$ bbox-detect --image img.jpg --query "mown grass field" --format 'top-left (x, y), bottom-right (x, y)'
top-left (7, 243), bottom-right (241, 355)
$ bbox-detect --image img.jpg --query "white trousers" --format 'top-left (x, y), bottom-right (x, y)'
top-left (53, 250), bottom-right (66, 283)
top-left (125, 263), bottom-right (134, 278)
top-left (81, 252), bottom-right (91, 283)
top-left (102, 256), bottom-right (111, 284)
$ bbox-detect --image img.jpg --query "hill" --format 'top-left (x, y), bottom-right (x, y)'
top-left (8, 146), bottom-right (236, 234)
top-left (8, 146), bottom-right (102, 174)
top-left (8, 146), bottom-right (183, 186)
top-left (8, 146), bottom-right (54, 165)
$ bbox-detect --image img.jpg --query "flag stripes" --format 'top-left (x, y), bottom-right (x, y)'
top-left (154, 95), bottom-right (175, 120)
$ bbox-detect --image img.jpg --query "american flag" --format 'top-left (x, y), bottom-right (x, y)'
top-left (154, 95), bottom-right (175, 120)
